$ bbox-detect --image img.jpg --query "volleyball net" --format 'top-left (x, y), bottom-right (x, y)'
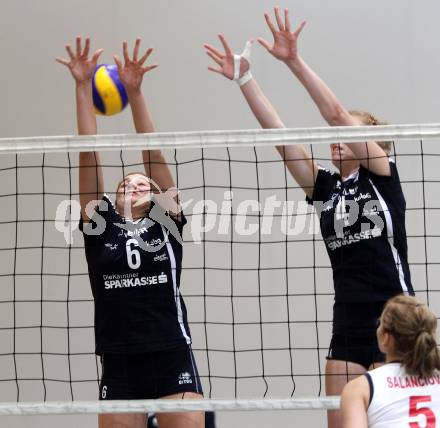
top-left (0, 124), bottom-right (439, 415)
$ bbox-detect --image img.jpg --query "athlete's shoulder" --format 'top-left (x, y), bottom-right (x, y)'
top-left (307, 165), bottom-right (340, 205)
top-left (359, 157), bottom-right (399, 180)
top-left (80, 194), bottom-right (120, 239)
top-left (345, 373), bottom-right (370, 393)
top-left (317, 165), bottom-right (338, 177)
top-left (341, 374), bottom-right (370, 412)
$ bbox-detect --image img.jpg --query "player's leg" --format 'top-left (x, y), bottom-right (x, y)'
top-left (326, 301), bottom-right (387, 427)
top-left (326, 359), bottom-right (366, 428)
top-left (99, 413), bottom-right (147, 428)
top-left (155, 346), bottom-right (204, 428)
top-left (156, 392), bottom-right (204, 428)
top-left (98, 354), bottom-right (148, 428)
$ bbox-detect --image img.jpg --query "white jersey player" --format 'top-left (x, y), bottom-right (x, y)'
top-left (366, 362), bottom-right (440, 428)
top-left (341, 295), bottom-right (440, 428)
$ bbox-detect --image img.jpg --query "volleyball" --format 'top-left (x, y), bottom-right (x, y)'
top-left (92, 64), bottom-right (128, 116)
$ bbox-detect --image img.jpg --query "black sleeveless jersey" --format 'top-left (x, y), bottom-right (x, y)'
top-left (79, 195), bottom-right (191, 354)
top-left (307, 159), bottom-right (414, 303)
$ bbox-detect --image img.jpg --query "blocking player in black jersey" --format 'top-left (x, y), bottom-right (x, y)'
top-left (57, 37), bottom-right (203, 428)
top-left (205, 7), bottom-right (414, 428)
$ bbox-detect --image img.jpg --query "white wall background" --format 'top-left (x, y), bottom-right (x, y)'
top-left (1, 1), bottom-right (440, 427)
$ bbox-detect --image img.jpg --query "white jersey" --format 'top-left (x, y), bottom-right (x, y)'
top-left (367, 363), bottom-right (440, 428)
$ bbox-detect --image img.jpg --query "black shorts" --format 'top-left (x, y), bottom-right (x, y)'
top-left (327, 301), bottom-right (386, 370)
top-left (99, 346), bottom-right (203, 400)
top-left (327, 334), bottom-right (385, 370)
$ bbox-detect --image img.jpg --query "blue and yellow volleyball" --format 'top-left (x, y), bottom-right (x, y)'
top-left (92, 64), bottom-right (128, 116)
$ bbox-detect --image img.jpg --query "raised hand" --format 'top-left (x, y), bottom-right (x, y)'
top-left (204, 34), bottom-right (250, 81)
top-left (113, 38), bottom-right (158, 93)
top-left (258, 7), bottom-right (306, 62)
top-left (56, 36), bottom-right (103, 83)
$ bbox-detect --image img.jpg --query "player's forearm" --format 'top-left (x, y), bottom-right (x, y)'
top-left (76, 81), bottom-right (97, 136)
top-left (127, 89), bottom-right (155, 134)
top-left (142, 149), bottom-right (166, 167)
top-left (142, 149), bottom-right (175, 192)
top-left (79, 150), bottom-right (104, 210)
top-left (240, 78), bottom-right (285, 129)
top-left (285, 56), bottom-right (350, 126)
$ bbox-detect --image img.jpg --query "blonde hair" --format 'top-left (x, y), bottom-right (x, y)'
top-left (381, 295), bottom-right (440, 379)
top-left (349, 110), bottom-right (393, 155)
top-left (116, 172), bottom-right (149, 191)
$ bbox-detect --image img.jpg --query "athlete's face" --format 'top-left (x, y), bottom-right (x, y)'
top-left (330, 143), bottom-right (357, 169)
top-left (330, 113), bottom-right (367, 171)
top-left (116, 174), bottom-right (152, 216)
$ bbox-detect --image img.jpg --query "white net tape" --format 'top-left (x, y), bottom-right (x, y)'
top-left (0, 397), bottom-right (340, 415)
top-left (1, 123), bottom-right (440, 153)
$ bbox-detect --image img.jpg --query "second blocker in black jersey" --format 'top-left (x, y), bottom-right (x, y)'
top-left (307, 159), bottom-right (414, 303)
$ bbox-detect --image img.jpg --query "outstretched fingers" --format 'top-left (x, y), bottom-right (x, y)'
top-left (122, 38), bottom-right (154, 66)
top-left (264, 8), bottom-right (303, 36)
top-left (139, 47), bottom-right (153, 66)
top-left (142, 63), bottom-right (158, 74)
top-left (264, 12), bottom-right (277, 36)
top-left (123, 40), bottom-right (130, 63)
top-left (257, 37), bottom-right (272, 52)
top-left (133, 37), bottom-right (141, 62)
top-left (113, 54), bottom-right (123, 72)
top-left (218, 34), bottom-right (232, 55)
top-left (56, 37), bottom-right (100, 67)
top-left (205, 50), bottom-right (223, 67)
top-left (294, 20), bottom-right (307, 37)
top-left (284, 9), bottom-right (291, 32)
top-left (207, 66), bottom-right (223, 75)
top-left (204, 43), bottom-right (224, 59)
top-left (65, 44), bottom-right (75, 61)
top-left (91, 48), bottom-right (104, 64)
top-left (75, 36), bottom-right (82, 57)
top-left (274, 7), bottom-right (285, 31)
top-left (82, 37), bottom-right (90, 58)
top-left (55, 57), bottom-right (69, 66)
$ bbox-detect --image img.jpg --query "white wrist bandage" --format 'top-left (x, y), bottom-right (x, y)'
top-left (233, 40), bottom-right (253, 87)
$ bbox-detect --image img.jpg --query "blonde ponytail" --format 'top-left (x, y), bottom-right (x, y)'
top-left (381, 295), bottom-right (440, 379)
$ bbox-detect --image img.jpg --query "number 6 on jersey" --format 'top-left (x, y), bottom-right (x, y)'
top-left (126, 238), bottom-right (141, 269)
